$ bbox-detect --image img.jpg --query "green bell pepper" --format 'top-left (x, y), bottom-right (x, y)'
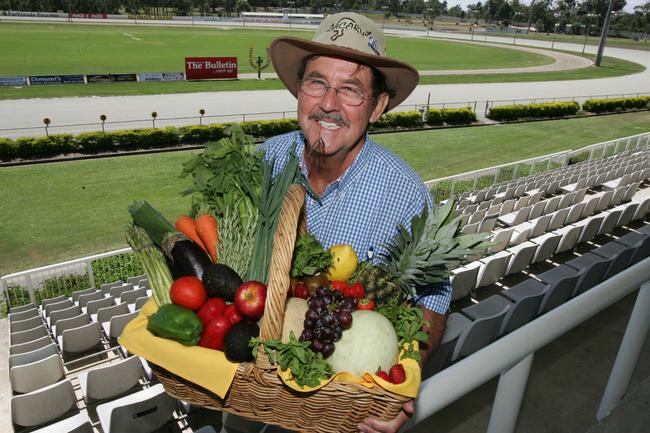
top-left (147, 303), bottom-right (203, 346)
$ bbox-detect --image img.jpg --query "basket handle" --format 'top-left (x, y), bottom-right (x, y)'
top-left (259, 183), bottom-right (306, 342)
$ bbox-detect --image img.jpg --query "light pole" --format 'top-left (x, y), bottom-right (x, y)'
top-left (426, 8), bottom-right (433, 37)
top-left (595, 0), bottom-right (615, 66)
top-left (551, 22), bottom-right (559, 50)
top-left (288, 1), bottom-right (295, 29)
top-left (512, 13), bottom-right (522, 45)
top-left (382, 6), bottom-right (389, 30)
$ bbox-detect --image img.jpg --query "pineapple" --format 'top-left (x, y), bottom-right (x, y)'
top-left (353, 199), bottom-right (490, 305)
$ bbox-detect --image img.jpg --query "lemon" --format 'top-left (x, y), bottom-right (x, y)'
top-left (327, 244), bottom-right (358, 281)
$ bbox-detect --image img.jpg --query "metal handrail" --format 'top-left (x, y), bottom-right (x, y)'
top-left (406, 256), bottom-right (650, 432)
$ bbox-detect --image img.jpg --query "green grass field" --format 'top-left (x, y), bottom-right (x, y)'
top-left (0, 22), bottom-right (552, 75)
top-left (1, 111), bottom-right (649, 276)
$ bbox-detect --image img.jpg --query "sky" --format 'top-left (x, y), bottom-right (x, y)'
top-left (444, 0), bottom-right (646, 13)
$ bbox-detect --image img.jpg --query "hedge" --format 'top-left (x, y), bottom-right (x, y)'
top-left (1, 108), bottom-right (480, 162)
top-left (582, 97), bottom-right (650, 113)
top-left (426, 107), bottom-right (477, 125)
top-left (487, 101), bottom-right (581, 121)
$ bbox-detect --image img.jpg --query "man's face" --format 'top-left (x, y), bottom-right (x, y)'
top-left (297, 56), bottom-right (388, 159)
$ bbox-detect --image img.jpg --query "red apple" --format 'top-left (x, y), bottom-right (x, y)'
top-left (234, 280), bottom-right (267, 320)
top-left (198, 316), bottom-right (231, 351)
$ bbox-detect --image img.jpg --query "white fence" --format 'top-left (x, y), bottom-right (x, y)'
top-left (426, 131), bottom-right (650, 202)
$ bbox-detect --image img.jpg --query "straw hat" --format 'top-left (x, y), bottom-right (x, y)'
top-left (269, 12), bottom-right (419, 112)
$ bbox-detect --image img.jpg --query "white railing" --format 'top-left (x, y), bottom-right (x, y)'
top-left (426, 131), bottom-right (650, 202)
top-left (406, 256), bottom-right (650, 433)
top-left (0, 247), bottom-right (135, 307)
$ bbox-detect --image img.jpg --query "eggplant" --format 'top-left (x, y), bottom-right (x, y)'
top-left (162, 233), bottom-right (212, 280)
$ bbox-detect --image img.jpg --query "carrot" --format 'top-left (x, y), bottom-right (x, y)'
top-left (195, 214), bottom-right (220, 263)
top-left (175, 215), bottom-right (207, 252)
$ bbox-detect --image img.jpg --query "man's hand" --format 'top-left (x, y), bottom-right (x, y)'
top-left (357, 400), bottom-right (414, 433)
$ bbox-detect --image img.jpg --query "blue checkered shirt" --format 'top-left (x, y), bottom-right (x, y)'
top-left (259, 130), bottom-right (451, 314)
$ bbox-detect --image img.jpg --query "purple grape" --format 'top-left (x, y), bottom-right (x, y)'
top-left (316, 286), bottom-right (328, 297)
top-left (304, 318), bottom-right (316, 329)
top-left (300, 329), bottom-right (314, 341)
top-left (321, 327), bottom-right (332, 340)
top-left (333, 329), bottom-right (343, 342)
top-left (338, 311), bottom-right (353, 329)
top-left (322, 295), bottom-right (333, 305)
top-left (306, 309), bottom-right (319, 320)
top-left (322, 342), bottom-right (335, 358)
top-left (311, 338), bottom-right (324, 352)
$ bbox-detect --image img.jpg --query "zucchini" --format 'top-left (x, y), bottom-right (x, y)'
top-left (128, 200), bottom-right (176, 248)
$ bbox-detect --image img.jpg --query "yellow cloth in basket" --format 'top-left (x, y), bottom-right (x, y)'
top-left (119, 298), bottom-right (239, 399)
top-left (277, 342), bottom-right (421, 398)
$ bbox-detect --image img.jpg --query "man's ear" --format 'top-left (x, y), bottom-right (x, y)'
top-left (369, 93), bottom-right (390, 123)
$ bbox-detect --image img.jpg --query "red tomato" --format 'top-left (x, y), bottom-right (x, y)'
top-left (350, 282), bottom-right (365, 299)
top-left (293, 283), bottom-right (309, 299)
top-left (356, 297), bottom-right (375, 310)
top-left (198, 316), bottom-right (231, 351)
top-left (197, 297), bottom-right (227, 325)
top-left (330, 280), bottom-right (349, 292)
top-left (224, 304), bottom-right (243, 325)
top-left (170, 276), bottom-right (207, 310)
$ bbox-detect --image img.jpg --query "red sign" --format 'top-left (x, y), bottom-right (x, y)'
top-left (184, 57), bottom-right (238, 80)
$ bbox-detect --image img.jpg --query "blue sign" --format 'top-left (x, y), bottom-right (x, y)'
top-left (29, 75), bottom-right (85, 85)
top-left (0, 76), bottom-right (28, 86)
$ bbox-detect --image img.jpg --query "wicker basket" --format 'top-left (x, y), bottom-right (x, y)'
top-left (151, 184), bottom-right (410, 432)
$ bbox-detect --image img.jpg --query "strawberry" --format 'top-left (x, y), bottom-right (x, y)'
top-left (330, 280), bottom-right (349, 293)
top-left (389, 363), bottom-right (406, 384)
top-left (356, 297), bottom-right (375, 310)
top-left (376, 370), bottom-right (390, 382)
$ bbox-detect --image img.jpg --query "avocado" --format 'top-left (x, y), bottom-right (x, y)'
top-left (224, 320), bottom-right (260, 363)
top-left (202, 263), bottom-right (243, 301)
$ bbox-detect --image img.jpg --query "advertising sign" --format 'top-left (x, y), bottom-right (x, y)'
top-left (69, 13), bottom-right (107, 18)
top-left (162, 72), bottom-right (185, 81)
top-left (139, 72), bottom-right (163, 82)
top-left (86, 73), bottom-right (138, 83)
top-left (29, 75), bottom-right (85, 85)
top-left (185, 57), bottom-right (237, 80)
top-left (0, 76), bottom-right (28, 86)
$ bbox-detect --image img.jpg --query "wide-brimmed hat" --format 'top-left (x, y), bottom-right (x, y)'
top-left (269, 12), bottom-right (419, 112)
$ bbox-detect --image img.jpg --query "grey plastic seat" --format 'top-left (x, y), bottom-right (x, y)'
top-left (505, 242), bottom-right (538, 275)
top-left (109, 283), bottom-right (134, 299)
top-left (581, 195), bottom-right (600, 218)
top-left (120, 287), bottom-right (148, 305)
top-left (528, 201), bottom-right (546, 220)
top-left (572, 188), bottom-right (588, 206)
top-left (548, 208), bottom-right (570, 231)
top-left (96, 383), bottom-right (177, 433)
top-left (450, 262), bottom-right (482, 301)
top-left (71, 287), bottom-right (97, 304)
top-left (554, 225), bottom-right (582, 253)
top-left (632, 197), bottom-right (650, 221)
top-left (10, 324), bottom-right (49, 346)
top-left (565, 202), bottom-right (586, 225)
top-left (59, 322), bottom-right (103, 354)
top-left (127, 274), bottom-right (147, 285)
top-left (78, 356), bottom-right (145, 403)
top-left (449, 303), bottom-right (509, 361)
top-left (30, 413), bottom-right (93, 433)
top-left (9, 342), bottom-right (59, 370)
top-left (96, 302), bottom-right (130, 324)
top-left (498, 205), bottom-right (531, 227)
top-left (508, 225), bottom-right (531, 246)
top-left (495, 280), bottom-right (548, 334)
top-left (610, 186), bottom-right (626, 207)
top-left (557, 192), bottom-right (575, 210)
top-left (595, 190), bottom-right (614, 212)
top-left (487, 228), bottom-right (513, 254)
top-left (422, 320), bottom-right (463, 377)
top-left (9, 303), bottom-right (37, 314)
top-left (10, 335), bottom-right (53, 356)
top-left (11, 379), bottom-right (77, 429)
top-left (48, 305), bottom-right (82, 328)
top-left (476, 251), bottom-right (512, 288)
top-left (54, 314), bottom-right (91, 339)
top-left (591, 242), bottom-right (637, 280)
top-left (615, 231), bottom-right (650, 265)
top-left (565, 253), bottom-right (611, 297)
top-left (9, 307), bottom-right (40, 323)
top-left (100, 281), bottom-right (123, 295)
top-left (10, 353), bottom-right (65, 394)
top-left (85, 296), bottom-right (115, 316)
top-left (103, 310), bottom-right (139, 342)
top-left (77, 290), bottom-right (105, 309)
top-left (478, 215), bottom-right (499, 233)
top-left (9, 315), bottom-right (43, 334)
top-left (134, 297), bottom-right (150, 311)
top-left (574, 214), bottom-right (605, 245)
top-left (513, 195), bottom-right (531, 212)
top-left (40, 295), bottom-right (68, 311)
top-left (525, 214), bottom-right (552, 238)
top-left (598, 209), bottom-right (623, 236)
top-left (531, 232), bottom-right (562, 264)
top-left (535, 266), bottom-right (581, 314)
top-left (499, 199), bottom-right (516, 216)
top-left (616, 202), bottom-right (639, 228)
top-left (43, 299), bottom-right (74, 318)
top-left (622, 182), bottom-right (640, 203)
top-left (602, 173), bottom-right (630, 191)
top-left (543, 196), bottom-right (561, 215)
top-left (468, 208), bottom-right (487, 225)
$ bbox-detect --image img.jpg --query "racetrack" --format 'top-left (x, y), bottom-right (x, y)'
top-left (0, 24), bottom-right (647, 138)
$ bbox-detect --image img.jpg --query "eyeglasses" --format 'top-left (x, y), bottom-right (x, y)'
top-left (299, 78), bottom-right (370, 106)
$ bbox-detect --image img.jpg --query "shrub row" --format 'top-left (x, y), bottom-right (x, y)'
top-left (369, 107), bottom-right (477, 131)
top-left (582, 97), bottom-right (650, 113)
top-left (427, 107), bottom-right (477, 125)
top-left (487, 101), bottom-right (581, 121)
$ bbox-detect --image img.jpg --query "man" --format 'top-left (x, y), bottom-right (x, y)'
top-left (224, 12), bottom-right (450, 433)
